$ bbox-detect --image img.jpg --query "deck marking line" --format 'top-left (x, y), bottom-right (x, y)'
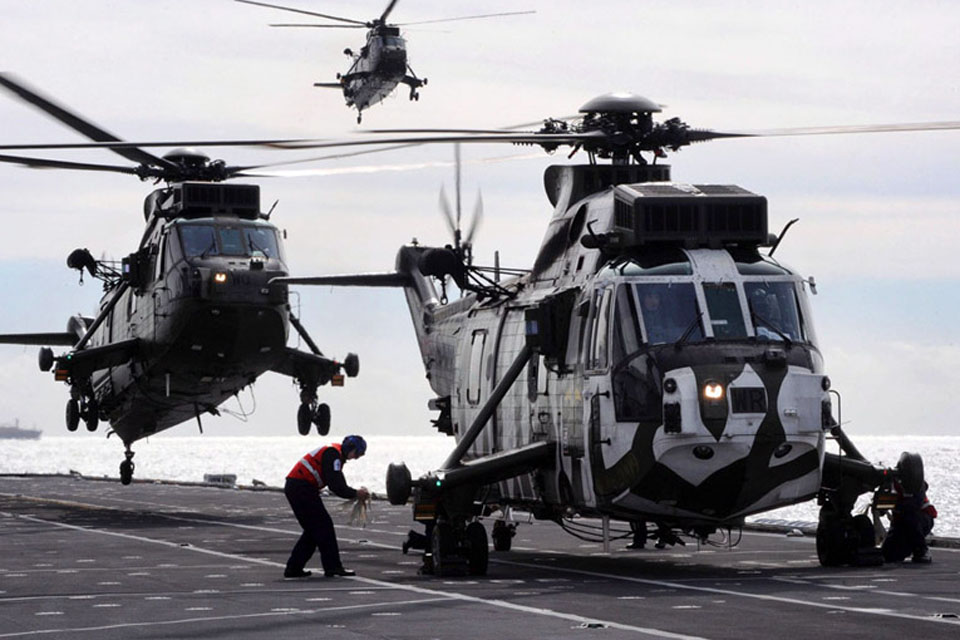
top-left (0, 597), bottom-right (450, 638)
top-left (497, 559), bottom-right (960, 626)
top-left (3, 512), bottom-right (709, 640)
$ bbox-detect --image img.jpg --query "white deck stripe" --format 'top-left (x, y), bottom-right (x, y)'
top-left (0, 511), bottom-right (707, 640)
top-left (495, 559), bottom-right (960, 627)
top-left (0, 596), bottom-right (450, 639)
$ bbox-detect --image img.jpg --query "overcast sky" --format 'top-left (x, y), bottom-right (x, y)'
top-left (1, 1), bottom-right (958, 443)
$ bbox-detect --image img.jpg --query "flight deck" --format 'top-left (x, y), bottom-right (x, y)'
top-left (1, 475), bottom-right (958, 639)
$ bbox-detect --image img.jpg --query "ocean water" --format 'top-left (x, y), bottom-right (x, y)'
top-left (1, 434), bottom-right (957, 537)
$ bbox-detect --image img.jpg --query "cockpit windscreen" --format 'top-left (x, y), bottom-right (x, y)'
top-left (178, 223), bottom-right (281, 260)
top-left (634, 283), bottom-right (703, 345)
top-left (744, 282), bottom-right (804, 342)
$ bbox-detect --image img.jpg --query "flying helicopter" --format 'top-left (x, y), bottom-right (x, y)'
top-left (235, 0), bottom-right (535, 123)
top-left (267, 93), bottom-right (960, 575)
top-left (0, 73), bottom-right (362, 484)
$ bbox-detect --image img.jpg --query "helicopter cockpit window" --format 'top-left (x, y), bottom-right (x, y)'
top-left (611, 285), bottom-right (663, 421)
top-left (245, 227), bottom-right (280, 258)
top-left (588, 288), bottom-right (613, 370)
top-left (703, 283), bottom-right (748, 339)
top-left (179, 225), bottom-right (219, 258)
top-left (635, 283), bottom-right (703, 345)
top-left (178, 223), bottom-right (281, 260)
top-left (743, 282), bottom-right (804, 342)
top-left (218, 228), bottom-right (246, 255)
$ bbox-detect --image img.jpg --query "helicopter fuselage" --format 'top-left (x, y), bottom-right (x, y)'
top-left (399, 165), bottom-right (831, 530)
top-left (82, 218), bottom-right (290, 442)
top-left (30, 182), bottom-right (351, 456)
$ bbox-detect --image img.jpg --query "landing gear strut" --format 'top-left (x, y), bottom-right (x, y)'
top-left (119, 446), bottom-right (135, 485)
top-left (816, 427), bottom-right (923, 567)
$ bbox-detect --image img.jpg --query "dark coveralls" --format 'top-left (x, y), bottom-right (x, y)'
top-left (285, 445), bottom-right (358, 575)
top-left (881, 480), bottom-right (937, 563)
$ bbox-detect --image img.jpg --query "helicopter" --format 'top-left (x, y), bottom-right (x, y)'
top-left (235, 0), bottom-right (535, 123)
top-left (270, 93), bottom-right (960, 575)
top-left (0, 73), bottom-right (362, 485)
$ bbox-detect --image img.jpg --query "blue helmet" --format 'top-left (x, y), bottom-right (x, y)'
top-left (342, 435), bottom-right (367, 457)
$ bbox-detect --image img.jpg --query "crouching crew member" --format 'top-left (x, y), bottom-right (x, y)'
top-left (284, 435), bottom-right (369, 578)
top-left (882, 458), bottom-right (937, 564)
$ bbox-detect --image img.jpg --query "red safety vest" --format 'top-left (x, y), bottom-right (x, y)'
top-left (287, 443), bottom-right (342, 488)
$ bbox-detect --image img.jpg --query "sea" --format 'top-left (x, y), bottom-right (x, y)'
top-left (1, 435), bottom-right (957, 538)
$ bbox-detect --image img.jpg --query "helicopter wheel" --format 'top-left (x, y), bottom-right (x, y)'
top-left (431, 522), bottom-right (464, 577)
top-left (119, 448), bottom-right (135, 486)
top-left (84, 399), bottom-right (99, 432)
top-left (313, 402), bottom-right (331, 436)
top-left (296, 403), bottom-right (312, 436)
top-left (492, 520), bottom-right (515, 552)
top-left (466, 521), bottom-right (488, 576)
top-left (65, 399), bottom-right (80, 432)
top-left (119, 460), bottom-right (134, 485)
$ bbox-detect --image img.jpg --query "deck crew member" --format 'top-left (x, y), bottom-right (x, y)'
top-left (881, 457), bottom-right (937, 564)
top-left (284, 435), bottom-right (369, 578)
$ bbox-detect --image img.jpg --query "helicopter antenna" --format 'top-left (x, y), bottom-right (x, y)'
top-left (265, 199), bottom-right (279, 220)
top-left (768, 218), bottom-right (799, 257)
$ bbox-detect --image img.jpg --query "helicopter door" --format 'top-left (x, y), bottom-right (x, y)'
top-left (583, 286), bottom-right (614, 508)
top-left (527, 353), bottom-right (551, 443)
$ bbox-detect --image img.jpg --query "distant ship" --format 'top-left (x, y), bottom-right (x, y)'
top-left (0, 419), bottom-right (41, 440)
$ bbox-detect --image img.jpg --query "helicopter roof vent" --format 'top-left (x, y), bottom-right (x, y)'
top-left (146, 182), bottom-right (261, 221)
top-left (612, 183), bottom-right (767, 249)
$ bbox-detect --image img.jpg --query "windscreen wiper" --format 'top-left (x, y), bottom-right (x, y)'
top-left (199, 238), bottom-right (218, 259)
top-left (749, 303), bottom-right (793, 347)
top-left (673, 310), bottom-right (704, 350)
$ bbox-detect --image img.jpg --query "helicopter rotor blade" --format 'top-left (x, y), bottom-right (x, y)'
top-left (454, 143), bottom-right (462, 232)
top-left (396, 10), bottom-right (536, 27)
top-left (379, 0), bottom-right (400, 24)
top-left (702, 121), bottom-right (960, 139)
top-left (464, 191), bottom-right (483, 249)
top-left (239, 150), bottom-right (543, 178)
top-left (0, 131), bottom-right (602, 152)
top-left (0, 153), bottom-right (140, 175)
top-left (439, 184), bottom-right (456, 239)
top-left (269, 23), bottom-right (366, 28)
top-left (234, 0), bottom-right (366, 26)
top-left (0, 73), bottom-right (175, 171)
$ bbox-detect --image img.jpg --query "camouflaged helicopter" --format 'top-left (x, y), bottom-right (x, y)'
top-left (0, 74), bottom-right (360, 484)
top-left (270, 93), bottom-right (960, 575)
top-left (235, 0), bottom-right (535, 123)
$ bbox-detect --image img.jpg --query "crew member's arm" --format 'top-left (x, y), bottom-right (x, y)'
top-left (320, 448), bottom-right (358, 500)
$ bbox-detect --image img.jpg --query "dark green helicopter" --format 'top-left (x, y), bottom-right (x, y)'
top-left (0, 74), bottom-right (359, 484)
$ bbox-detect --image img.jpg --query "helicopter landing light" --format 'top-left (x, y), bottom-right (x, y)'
top-left (214, 272), bottom-right (228, 284)
top-left (191, 344), bottom-right (202, 351)
top-left (774, 443), bottom-right (793, 459)
top-left (693, 445), bottom-right (714, 460)
top-left (703, 382), bottom-right (724, 401)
